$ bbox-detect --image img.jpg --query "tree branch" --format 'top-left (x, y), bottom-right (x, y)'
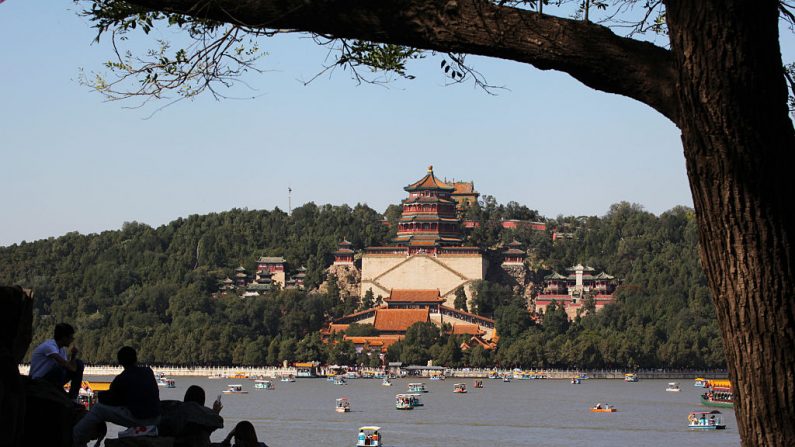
top-left (114, 0), bottom-right (680, 124)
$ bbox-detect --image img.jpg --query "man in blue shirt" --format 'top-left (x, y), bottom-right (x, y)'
top-left (29, 323), bottom-right (84, 399)
top-left (73, 346), bottom-right (160, 447)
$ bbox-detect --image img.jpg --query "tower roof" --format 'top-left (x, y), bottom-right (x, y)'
top-left (404, 166), bottom-right (455, 192)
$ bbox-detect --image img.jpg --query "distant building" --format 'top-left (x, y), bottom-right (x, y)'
top-left (534, 264), bottom-right (617, 319)
top-left (324, 288), bottom-right (496, 354)
top-left (332, 240), bottom-right (355, 265)
top-left (360, 166), bottom-right (486, 305)
top-left (257, 256), bottom-right (286, 287)
top-left (234, 266), bottom-right (248, 287)
top-left (501, 240), bottom-right (526, 265)
top-left (448, 180), bottom-right (479, 213)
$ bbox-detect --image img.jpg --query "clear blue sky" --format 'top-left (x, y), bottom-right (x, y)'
top-left (1, 2), bottom-right (791, 246)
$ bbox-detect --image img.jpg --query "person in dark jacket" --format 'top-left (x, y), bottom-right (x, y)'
top-left (72, 346), bottom-right (160, 447)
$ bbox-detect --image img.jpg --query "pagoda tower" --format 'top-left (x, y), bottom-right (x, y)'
top-left (394, 165), bottom-right (464, 249)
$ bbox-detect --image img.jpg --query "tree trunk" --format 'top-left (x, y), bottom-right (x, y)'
top-left (666, 1), bottom-right (795, 445)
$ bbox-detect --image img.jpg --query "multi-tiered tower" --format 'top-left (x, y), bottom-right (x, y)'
top-left (361, 167), bottom-right (486, 305)
top-left (393, 166), bottom-right (464, 249)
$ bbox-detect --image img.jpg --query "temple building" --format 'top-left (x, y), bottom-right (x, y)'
top-left (257, 256), bottom-right (286, 287)
top-left (448, 180), bottom-right (480, 214)
top-left (360, 166), bottom-right (487, 305)
top-left (534, 264), bottom-right (618, 319)
top-left (324, 289), bottom-right (496, 354)
top-left (234, 266), bottom-right (248, 287)
top-left (332, 240), bottom-right (355, 265)
top-left (502, 240), bottom-right (527, 265)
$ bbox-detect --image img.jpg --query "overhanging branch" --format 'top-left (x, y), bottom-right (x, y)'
top-left (103, 0), bottom-right (681, 124)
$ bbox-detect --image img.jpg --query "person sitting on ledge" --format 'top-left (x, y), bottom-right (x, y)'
top-left (29, 322), bottom-right (84, 400)
top-left (159, 385), bottom-right (224, 447)
top-left (72, 346), bottom-right (160, 447)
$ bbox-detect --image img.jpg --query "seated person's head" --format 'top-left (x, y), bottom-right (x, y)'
top-left (184, 385), bottom-right (206, 405)
top-left (117, 346), bottom-right (137, 368)
top-left (232, 421), bottom-right (259, 446)
top-left (54, 323), bottom-right (75, 346)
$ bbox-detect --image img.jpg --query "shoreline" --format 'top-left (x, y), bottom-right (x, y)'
top-left (17, 364), bottom-right (728, 380)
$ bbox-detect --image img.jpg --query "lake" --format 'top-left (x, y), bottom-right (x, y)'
top-left (92, 376), bottom-right (740, 447)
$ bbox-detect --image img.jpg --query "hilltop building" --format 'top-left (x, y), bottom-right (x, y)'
top-left (257, 257), bottom-right (287, 287)
top-left (360, 166), bottom-right (487, 305)
top-left (535, 264), bottom-right (617, 318)
top-left (324, 289), bottom-right (496, 354)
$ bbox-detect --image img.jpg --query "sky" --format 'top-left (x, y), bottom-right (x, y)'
top-left (1, 2), bottom-right (792, 247)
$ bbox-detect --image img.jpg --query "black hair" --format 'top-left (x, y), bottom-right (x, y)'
top-left (117, 346), bottom-right (137, 367)
top-left (184, 385), bottom-right (206, 405)
top-left (54, 323), bottom-right (75, 341)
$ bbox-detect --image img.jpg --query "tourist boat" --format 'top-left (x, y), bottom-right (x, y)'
top-left (229, 372), bottom-right (249, 379)
top-left (666, 382), bottom-right (681, 392)
top-left (207, 373), bottom-right (224, 380)
top-left (222, 384), bottom-right (248, 394)
top-left (591, 403), bottom-right (617, 413)
top-left (429, 375), bottom-right (445, 381)
top-left (333, 376), bottom-right (348, 385)
top-left (502, 375), bottom-right (511, 383)
top-left (345, 371), bottom-right (360, 379)
top-left (624, 373), bottom-right (639, 382)
top-left (453, 383), bottom-right (467, 393)
top-left (694, 377), bottom-right (708, 388)
top-left (382, 378), bottom-right (392, 387)
top-left (408, 382), bottom-right (427, 393)
top-left (571, 377), bottom-right (581, 384)
top-left (701, 380), bottom-right (734, 408)
top-left (156, 373), bottom-right (176, 388)
top-left (355, 426), bottom-right (382, 447)
top-left (406, 393), bottom-right (424, 406)
top-left (157, 377), bottom-right (176, 388)
top-left (395, 394), bottom-right (415, 410)
top-left (254, 380), bottom-right (274, 390)
top-left (68, 381), bottom-right (111, 411)
top-left (336, 397), bottom-right (351, 413)
top-left (688, 410), bottom-right (726, 430)
top-left (155, 373), bottom-right (177, 388)
top-left (473, 380), bottom-right (483, 388)
top-left (280, 374), bottom-right (296, 382)
top-left (487, 371), bottom-right (500, 379)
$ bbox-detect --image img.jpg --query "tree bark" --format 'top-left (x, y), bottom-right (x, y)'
top-left (667, 1), bottom-right (795, 445)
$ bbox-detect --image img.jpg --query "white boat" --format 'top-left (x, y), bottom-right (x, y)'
top-left (666, 382), bottom-right (681, 392)
top-left (336, 397), bottom-right (351, 413)
top-left (688, 410), bottom-right (726, 430)
top-left (355, 426), bottom-right (382, 447)
top-left (624, 373), bottom-right (639, 382)
top-left (453, 383), bottom-right (467, 393)
top-left (207, 373), bottom-right (224, 380)
top-left (395, 394), bottom-right (414, 410)
top-left (156, 373), bottom-right (176, 388)
top-left (280, 374), bottom-right (295, 382)
top-left (382, 378), bottom-right (392, 387)
top-left (254, 380), bottom-right (274, 390)
top-left (333, 376), bottom-right (348, 385)
top-left (694, 377), bottom-right (708, 387)
top-left (222, 384), bottom-right (248, 394)
top-left (408, 382), bottom-right (427, 393)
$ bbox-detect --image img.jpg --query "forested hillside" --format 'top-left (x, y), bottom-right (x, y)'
top-left (1, 201), bottom-right (723, 368)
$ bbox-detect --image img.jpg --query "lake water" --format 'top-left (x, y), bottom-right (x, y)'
top-left (92, 376), bottom-right (740, 447)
